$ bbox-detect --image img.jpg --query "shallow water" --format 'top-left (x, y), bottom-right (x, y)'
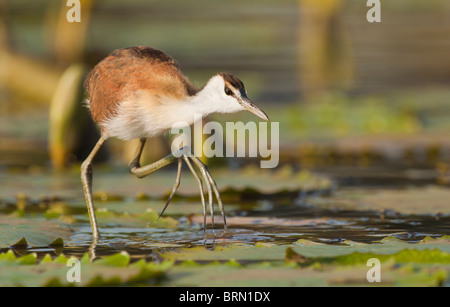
top-left (1, 163), bottom-right (449, 261)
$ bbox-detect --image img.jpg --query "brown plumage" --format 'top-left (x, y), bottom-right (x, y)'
top-left (85, 46), bottom-right (197, 130)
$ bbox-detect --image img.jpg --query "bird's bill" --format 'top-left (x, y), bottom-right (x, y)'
top-left (239, 96), bottom-right (270, 122)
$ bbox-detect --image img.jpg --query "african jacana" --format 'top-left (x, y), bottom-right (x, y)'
top-left (81, 46), bottom-right (269, 239)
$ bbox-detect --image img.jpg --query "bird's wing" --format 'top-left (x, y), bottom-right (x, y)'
top-left (85, 46), bottom-right (197, 124)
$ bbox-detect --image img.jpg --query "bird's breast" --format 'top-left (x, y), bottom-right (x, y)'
top-left (101, 90), bottom-right (199, 140)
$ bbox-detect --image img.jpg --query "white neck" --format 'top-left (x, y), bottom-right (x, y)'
top-left (187, 75), bottom-right (243, 117)
top-left (189, 89), bottom-right (219, 116)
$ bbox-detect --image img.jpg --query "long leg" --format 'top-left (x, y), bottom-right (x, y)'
top-left (156, 158), bottom-right (182, 221)
top-left (183, 158), bottom-right (215, 230)
top-left (129, 146), bottom-right (226, 230)
top-left (81, 136), bottom-right (107, 239)
top-left (129, 147), bottom-right (179, 178)
top-left (129, 137), bottom-right (184, 220)
top-left (128, 137), bottom-right (147, 171)
top-left (190, 157), bottom-right (214, 229)
top-left (206, 169), bottom-right (227, 230)
top-left (156, 156), bottom-right (211, 231)
top-left (188, 155), bottom-right (227, 230)
top-left (129, 144), bottom-right (209, 223)
top-left (182, 156), bottom-right (207, 230)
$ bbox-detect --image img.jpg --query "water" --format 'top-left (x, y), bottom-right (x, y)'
top-left (8, 215), bottom-right (447, 262)
top-left (2, 164), bottom-right (448, 261)
top-left (2, 0), bottom-right (450, 268)
top-left (14, 209), bottom-right (449, 262)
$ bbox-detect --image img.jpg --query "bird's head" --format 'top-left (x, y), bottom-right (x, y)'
top-left (199, 73), bottom-right (269, 121)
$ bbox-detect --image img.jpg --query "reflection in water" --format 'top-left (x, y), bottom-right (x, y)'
top-left (0, 165), bottom-right (449, 261)
top-left (10, 204), bottom-right (446, 262)
top-left (1, 209), bottom-right (448, 261)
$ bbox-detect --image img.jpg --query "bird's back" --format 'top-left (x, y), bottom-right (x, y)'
top-left (85, 46), bottom-right (197, 131)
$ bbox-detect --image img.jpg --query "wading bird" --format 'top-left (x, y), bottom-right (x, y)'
top-left (81, 46), bottom-right (269, 239)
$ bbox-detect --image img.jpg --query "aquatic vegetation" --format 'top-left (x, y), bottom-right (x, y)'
top-left (0, 167), bottom-right (448, 286)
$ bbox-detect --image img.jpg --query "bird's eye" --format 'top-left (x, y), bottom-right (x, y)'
top-left (224, 87), bottom-right (233, 96)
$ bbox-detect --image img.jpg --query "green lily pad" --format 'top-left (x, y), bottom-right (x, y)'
top-left (48, 238), bottom-right (64, 247)
top-left (94, 207), bottom-right (178, 229)
top-left (286, 245), bottom-right (450, 265)
top-left (165, 260), bottom-right (448, 287)
top-left (314, 186), bottom-right (450, 215)
top-left (160, 235), bottom-right (450, 262)
top-left (95, 251), bottom-right (130, 267)
top-left (159, 236), bottom-right (450, 287)
top-left (0, 251), bottom-right (172, 287)
top-left (0, 217), bottom-right (72, 248)
top-left (11, 237), bottom-right (29, 248)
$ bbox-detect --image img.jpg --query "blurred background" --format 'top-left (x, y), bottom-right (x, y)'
top-left (2, 1), bottom-right (450, 285)
top-left (1, 0), bottom-right (450, 182)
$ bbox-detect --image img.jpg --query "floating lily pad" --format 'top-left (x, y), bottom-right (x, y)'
top-left (165, 260), bottom-right (448, 287)
top-left (159, 236), bottom-right (450, 287)
top-left (94, 208), bottom-right (178, 229)
top-left (314, 186), bottom-right (450, 215)
top-left (48, 238), bottom-right (64, 247)
top-left (0, 217), bottom-right (72, 248)
top-left (0, 250), bottom-right (172, 287)
top-left (160, 236), bottom-right (450, 262)
top-left (11, 237), bottom-right (29, 248)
